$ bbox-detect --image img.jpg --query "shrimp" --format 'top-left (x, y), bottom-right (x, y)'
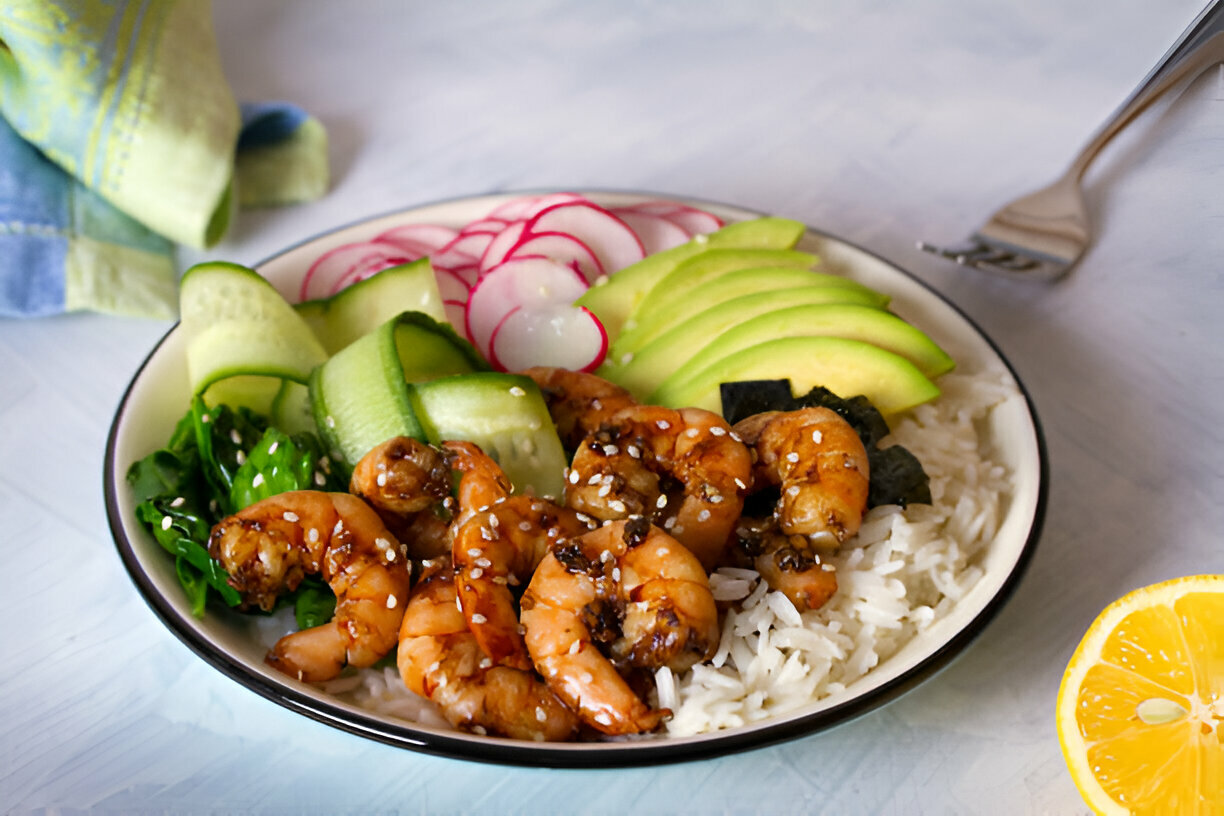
top-left (453, 495), bottom-right (593, 670)
top-left (209, 491), bottom-right (412, 682)
top-left (397, 562), bottom-right (580, 741)
top-left (732, 407), bottom-right (870, 545)
top-left (443, 439), bottom-right (514, 527)
top-left (564, 405), bottom-right (753, 570)
top-left (349, 436), bottom-right (455, 559)
top-left (726, 518), bottom-right (839, 612)
top-left (520, 518), bottom-right (719, 735)
top-left (519, 366), bottom-right (638, 450)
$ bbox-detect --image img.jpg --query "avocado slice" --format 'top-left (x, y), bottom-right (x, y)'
top-left (575, 217), bottom-right (806, 339)
top-left (651, 336), bottom-right (941, 417)
top-left (648, 303), bottom-right (955, 402)
top-left (612, 248), bottom-right (818, 356)
top-left (600, 286), bottom-right (890, 396)
top-left (611, 264), bottom-right (887, 361)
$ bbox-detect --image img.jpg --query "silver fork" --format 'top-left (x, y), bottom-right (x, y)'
top-left (919, 0), bottom-right (1224, 280)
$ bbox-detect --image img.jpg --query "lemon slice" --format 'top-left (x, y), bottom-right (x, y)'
top-left (1056, 575), bottom-right (1224, 814)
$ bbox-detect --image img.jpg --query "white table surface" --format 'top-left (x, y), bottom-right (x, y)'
top-left (3, 1), bottom-right (1221, 813)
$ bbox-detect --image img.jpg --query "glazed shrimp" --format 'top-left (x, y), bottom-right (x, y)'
top-left (453, 495), bottom-right (593, 670)
top-left (209, 491), bottom-right (412, 682)
top-left (564, 405), bottom-right (752, 570)
top-left (520, 518), bottom-right (719, 735)
top-left (397, 563), bottom-right (580, 741)
top-left (519, 366), bottom-right (638, 450)
top-left (726, 518), bottom-right (839, 612)
top-left (349, 436), bottom-right (455, 559)
top-left (732, 407), bottom-right (870, 545)
top-left (443, 440), bottom-right (514, 527)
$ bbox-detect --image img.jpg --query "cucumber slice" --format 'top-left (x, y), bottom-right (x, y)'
top-left (411, 373), bottom-right (569, 500)
top-left (309, 311), bottom-right (486, 468)
top-left (180, 261), bottom-right (328, 412)
top-left (295, 258), bottom-right (449, 354)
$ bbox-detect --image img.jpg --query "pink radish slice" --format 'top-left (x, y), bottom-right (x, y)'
top-left (610, 209), bottom-right (692, 254)
top-left (300, 241), bottom-right (413, 300)
top-left (487, 192), bottom-right (587, 221)
top-left (443, 300), bottom-right (468, 330)
top-left (375, 223), bottom-right (460, 256)
top-left (478, 220), bottom-right (528, 273)
top-left (447, 262), bottom-right (480, 287)
top-left (464, 256), bottom-right (589, 360)
top-left (434, 267), bottom-right (471, 302)
top-left (490, 304), bottom-right (607, 373)
top-left (431, 231), bottom-right (494, 272)
top-left (505, 231), bottom-right (604, 284)
top-left (658, 208), bottom-right (723, 235)
top-left (459, 217), bottom-right (510, 235)
top-left (523, 202), bottom-right (645, 274)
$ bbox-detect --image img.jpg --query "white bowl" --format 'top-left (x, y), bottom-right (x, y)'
top-left (104, 191), bottom-right (1047, 767)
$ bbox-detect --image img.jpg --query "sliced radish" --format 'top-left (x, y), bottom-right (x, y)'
top-left (447, 262), bottom-right (481, 287)
top-left (487, 192), bottom-right (587, 221)
top-left (464, 256), bottom-right (589, 360)
top-left (524, 202), bottom-right (645, 274)
top-left (434, 267), bottom-right (471, 303)
top-left (505, 231), bottom-right (604, 284)
top-left (432, 230), bottom-right (497, 270)
top-left (490, 304), bottom-right (608, 373)
top-left (623, 200), bottom-right (724, 235)
top-left (300, 241), bottom-right (413, 300)
top-left (459, 217), bottom-right (510, 235)
top-left (443, 300), bottom-right (468, 330)
top-left (478, 220), bottom-right (528, 273)
top-left (610, 209), bottom-right (692, 254)
top-left (374, 223), bottom-right (460, 257)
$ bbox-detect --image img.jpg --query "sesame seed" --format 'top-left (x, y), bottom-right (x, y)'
top-left (597, 484), bottom-right (611, 497)
top-left (170, 496), bottom-right (185, 508)
top-left (568, 640), bottom-right (581, 655)
top-left (376, 472), bottom-right (387, 487)
top-left (468, 548), bottom-right (483, 557)
top-left (386, 549), bottom-right (397, 562)
top-left (333, 521), bottom-right (344, 535)
top-left (488, 514), bottom-right (500, 529)
top-left (479, 658), bottom-right (493, 669)
top-left (709, 494), bottom-right (724, 504)
top-left (735, 478), bottom-right (747, 490)
top-left (236, 451), bottom-right (247, 466)
top-left (307, 528), bottom-right (319, 543)
top-left (509, 386), bottom-right (527, 397)
top-left (251, 472), bottom-right (262, 487)
top-left (600, 549), bottom-right (613, 563)
top-left (730, 431), bottom-right (743, 443)
top-left (386, 594), bottom-right (397, 609)
top-left (568, 470), bottom-right (580, 484)
top-left (283, 511), bottom-right (299, 522)
top-left (375, 537), bottom-right (390, 549)
top-left (428, 660), bottom-right (441, 673)
top-left (609, 500), bottom-right (626, 513)
top-left (786, 452), bottom-right (800, 463)
top-left (519, 521), bottom-right (532, 531)
top-left (626, 444), bottom-right (641, 459)
top-left (480, 527), bottom-right (495, 541)
top-left (811, 429), bottom-right (823, 444)
top-left (710, 426), bottom-right (727, 436)
top-left (591, 398), bottom-right (603, 410)
top-left (698, 509), bottom-right (711, 521)
top-left (470, 567), bottom-right (483, 579)
top-left (587, 474), bottom-right (602, 485)
top-left (314, 471), bottom-right (326, 486)
top-left (787, 485), bottom-right (801, 496)
top-left (685, 427), bottom-right (699, 438)
top-left (268, 441), bottom-right (279, 455)
top-left (611, 567), bottom-right (621, 581)
top-left (230, 429), bottom-right (242, 445)
top-left (656, 494), bottom-right (668, 509)
top-left (602, 444), bottom-right (619, 456)
top-left (535, 707), bottom-right (547, 722)
top-left (475, 557), bottom-right (492, 568)
top-left (664, 516), bottom-right (677, 529)
top-left (471, 613), bottom-right (487, 624)
top-left (656, 419), bottom-right (670, 430)
top-left (160, 515), bottom-right (173, 531)
top-left (200, 413), bottom-right (211, 424)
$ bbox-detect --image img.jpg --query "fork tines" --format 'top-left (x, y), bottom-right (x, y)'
top-left (917, 238), bottom-right (1067, 279)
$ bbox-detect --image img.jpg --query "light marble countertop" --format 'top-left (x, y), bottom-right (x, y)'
top-left (2, 1), bottom-right (1221, 813)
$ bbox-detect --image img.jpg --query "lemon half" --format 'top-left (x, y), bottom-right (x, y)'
top-left (1056, 575), bottom-right (1224, 814)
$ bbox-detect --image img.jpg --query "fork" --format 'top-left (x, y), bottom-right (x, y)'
top-left (919, 0), bottom-right (1224, 280)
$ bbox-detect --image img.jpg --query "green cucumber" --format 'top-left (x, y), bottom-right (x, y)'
top-left (410, 373), bottom-right (569, 500)
top-left (309, 312), bottom-right (487, 468)
top-left (179, 261), bottom-right (329, 413)
top-left (295, 258), bottom-right (449, 354)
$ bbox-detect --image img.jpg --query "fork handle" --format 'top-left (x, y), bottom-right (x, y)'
top-left (1068, 0), bottom-right (1224, 179)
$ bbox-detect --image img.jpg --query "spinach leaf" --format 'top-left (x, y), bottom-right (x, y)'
top-left (230, 427), bottom-right (343, 510)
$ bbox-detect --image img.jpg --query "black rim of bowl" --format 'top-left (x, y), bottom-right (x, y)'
top-left (103, 189), bottom-right (1049, 768)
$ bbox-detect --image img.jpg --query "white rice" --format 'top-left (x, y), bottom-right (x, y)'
top-left (324, 367), bottom-right (1019, 738)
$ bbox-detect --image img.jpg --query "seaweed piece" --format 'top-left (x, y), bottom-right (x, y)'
top-left (719, 380), bottom-right (795, 425)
